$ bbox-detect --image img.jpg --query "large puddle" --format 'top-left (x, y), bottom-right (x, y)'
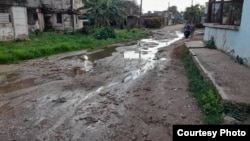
top-left (124, 31), bottom-right (183, 60)
top-left (120, 31), bottom-right (183, 82)
top-left (0, 31), bottom-right (184, 94)
top-left (95, 31), bottom-right (184, 92)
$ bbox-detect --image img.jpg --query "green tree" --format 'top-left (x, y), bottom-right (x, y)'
top-left (184, 4), bottom-right (205, 23)
top-left (80, 0), bottom-right (125, 27)
top-left (123, 0), bottom-right (140, 16)
top-left (168, 6), bottom-right (179, 16)
top-left (168, 6), bottom-right (180, 24)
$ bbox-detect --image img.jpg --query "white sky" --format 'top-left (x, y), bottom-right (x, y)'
top-left (136, 0), bottom-right (208, 13)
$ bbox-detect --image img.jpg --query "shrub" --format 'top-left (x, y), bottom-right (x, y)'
top-left (144, 17), bottom-right (162, 28)
top-left (93, 27), bottom-right (116, 40)
top-left (222, 102), bottom-right (248, 121)
top-left (202, 89), bottom-right (222, 115)
top-left (205, 37), bottom-right (216, 49)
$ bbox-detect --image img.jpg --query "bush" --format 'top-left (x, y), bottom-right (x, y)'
top-left (202, 89), bottom-right (222, 115)
top-left (93, 27), bottom-right (116, 40)
top-left (222, 102), bottom-right (248, 121)
top-left (144, 17), bottom-right (162, 28)
top-left (205, 37), bottom-right (216, 49)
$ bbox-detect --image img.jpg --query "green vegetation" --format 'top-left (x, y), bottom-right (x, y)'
top-left (182, 47), bottom-right (222, 124)
top-left (0, 28), bottom-right (149, 64)
top-left (184, 4), bottom-right (205, 23)
top-left (80, 0), bottom-right (127, 27)
top-left (222, 102), bottom-right (248, 121)
top-left (182, 47), bottom-right (249, 124)
top-left (204, 37), bottom-right (216, 49)
top-left (93, 27), bottom-right (116, 39)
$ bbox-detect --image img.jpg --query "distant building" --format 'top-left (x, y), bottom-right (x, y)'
top-left (141, 10), bottom-right (173, 27)
top-left (0, 0), bottom-right (83, 41)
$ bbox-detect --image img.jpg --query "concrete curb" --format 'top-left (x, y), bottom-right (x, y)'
top-left (188, 48), bottom-right (229, 101)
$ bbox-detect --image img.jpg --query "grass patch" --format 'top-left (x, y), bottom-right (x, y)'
top-left (0, 28), bottom-right (149, 64)
top-left (181, 46), bottom-right (249, 124)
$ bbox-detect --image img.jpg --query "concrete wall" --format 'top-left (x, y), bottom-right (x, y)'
top-left (0, 6), bottom-right (28, 41)
top-left (0, 7), bottom-right (14, 40)
top-left (11, 6), bottom-right (29, 40)
top-left (0, 23), bottom-right (14, 41)
top-left (45, 14), bottom-right (81, 31)
top-left (0, 0), bottom-right (40, 7)
top-left (41, 0), bottom-right (83, 10)
top-left (0, 0), bottom-right (28, 6)
top-left (41, 0), bottom-right (83, 31)
top-left (204, 0), bottom-right (250, 66)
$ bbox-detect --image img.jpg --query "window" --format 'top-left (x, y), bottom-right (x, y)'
top-left (0, 5), bottom-right (9, 13)
top-left (206, 0), bottom-right (243, 25)
top-left (56, 13), bottom-right (62, 23)
top-left (0, 5), bottom-right (10, 23)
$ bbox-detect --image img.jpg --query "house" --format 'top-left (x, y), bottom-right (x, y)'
top-left (0, 0), bottom-right (29, 40)
top-left (203, 0), bottom-right (250, 66)
top-left (41, 0), bottom-right (83, 31)
top-left (0, 0), bottom-right (83, 41)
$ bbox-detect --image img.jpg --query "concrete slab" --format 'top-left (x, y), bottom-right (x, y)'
top-left (185, 41), bottom-right (205, 48)
top-left (189, 48), bottom-right (250, 105)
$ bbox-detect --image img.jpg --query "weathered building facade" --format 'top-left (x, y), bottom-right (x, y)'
top-left (41, 0), bottom-right (83, 31)
top-left (0, 0), bottom-right (29, 40)
top-left (0, 0), bottom-right (83, 41)
top-left (203, 0), bottom-right (250, 66)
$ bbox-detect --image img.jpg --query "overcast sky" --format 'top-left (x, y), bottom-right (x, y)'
top-left (136, 0), bottom-right (208, 13)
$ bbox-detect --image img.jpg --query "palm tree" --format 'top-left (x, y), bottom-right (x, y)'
top-left (80, 0), bottom-right (125, 27)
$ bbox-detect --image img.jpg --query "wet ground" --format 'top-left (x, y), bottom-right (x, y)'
top-left (0, 25), bottom-right (203, 141)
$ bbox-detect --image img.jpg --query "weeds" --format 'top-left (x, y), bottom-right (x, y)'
top-left (222, 102), bottom-right (249, 121)
top-left (182, 46), bottom-right (249, 124)
top-left (205, 37), bottom-right (216, 49)
top-left (0, 28), bottom-right (149, 64)
top-left (182, 47), bottom-right (222, 124)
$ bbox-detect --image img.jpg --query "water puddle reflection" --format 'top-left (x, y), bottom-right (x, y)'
top-left (123, 31), bottom-right (183, 61)
top-left (121, 31), bottom-right (183, 82)
top-left (87, 46), bottom-right (117, 62)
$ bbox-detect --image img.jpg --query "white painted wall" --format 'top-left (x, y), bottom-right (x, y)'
top-left (204, 0), bottom-right (250, 66)
top-left (0, 23), bottom-right (14, 41)
top-left (11, 6), bottom-right (28, 40)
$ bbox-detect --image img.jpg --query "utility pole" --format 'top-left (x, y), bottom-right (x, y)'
top-left (139, 0), bottom-right (142, 28)
top-left (191, 0), bottom-right (194, 23)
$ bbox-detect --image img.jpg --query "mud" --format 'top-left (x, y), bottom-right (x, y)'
top-left (0, 24), bottom-right (203, 141)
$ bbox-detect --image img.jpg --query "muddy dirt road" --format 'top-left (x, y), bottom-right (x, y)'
top-left (0, 24), bottom-right (203, 141)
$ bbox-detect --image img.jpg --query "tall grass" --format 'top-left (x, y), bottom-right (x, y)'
top-left (0, 28), bottom-right (149, 64)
